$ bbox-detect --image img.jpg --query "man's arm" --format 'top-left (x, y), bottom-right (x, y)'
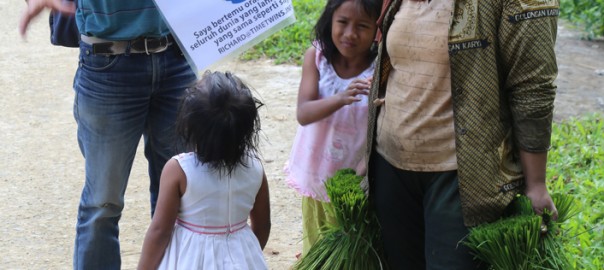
top-left (20, 0), bottom-right (75, 37)
top-left (498, 0), bottom-right (559, 218)
top-left (520, 150), bottom-right (558, 219)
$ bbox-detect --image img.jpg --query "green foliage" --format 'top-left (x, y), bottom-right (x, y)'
top-left (465, 113), bottom-right (603, 270)
top-left (547, 113), bottom-right (604, 269)
top-left (465, 214), bottom-right (543, 270)
top-left (242, 0), bottom-right (604, 63)
top-left (464, 195), bottom-right (577, 270)
top-left (560, 0), bottom-right (604, 39)
top-left (294, 169), bottom-right (384, 270)
top-left (240, 0), bottom-right (325, 65)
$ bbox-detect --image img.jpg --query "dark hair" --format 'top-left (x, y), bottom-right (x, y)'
top-left (175, 71), bottom-right (263, 175)
top-left (313, 0), bottom-right (382, 64)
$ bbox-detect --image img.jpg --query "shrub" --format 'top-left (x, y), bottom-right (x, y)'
top-left (240, 0), bottom-right (325, 65)
top-left (560, 0), bottom-right (604, 39)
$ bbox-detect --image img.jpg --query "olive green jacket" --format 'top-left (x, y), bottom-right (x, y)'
top-left (367, 0), bottom-right (559, 226)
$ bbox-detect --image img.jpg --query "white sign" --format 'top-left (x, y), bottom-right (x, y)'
top-left (153, 0), bottom-right (296, 73)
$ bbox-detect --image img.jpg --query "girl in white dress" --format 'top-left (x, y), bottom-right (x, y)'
top-left (138, 71), bottom-right (271, 270)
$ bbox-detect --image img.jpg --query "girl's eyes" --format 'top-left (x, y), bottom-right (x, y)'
top-left (337, 21), bottom-right (370, 29)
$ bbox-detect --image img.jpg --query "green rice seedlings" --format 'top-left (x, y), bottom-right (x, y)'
top-left (532, 194), bottom-right (579, 269)
top-left (294, 169), bottom-right (384, 270)
top-left (464, 214), bottom-right (542, 269)
top-left (464, 194), bottom-right (578, 270)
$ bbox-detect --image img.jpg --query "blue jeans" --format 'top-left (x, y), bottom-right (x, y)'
top-left (72, 42), bottom-right (196, 270)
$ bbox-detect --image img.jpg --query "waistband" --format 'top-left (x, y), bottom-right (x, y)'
top-left (176, 218), bottom-right (248, 235)
top-left (80, 34), bottom-right (174, 55)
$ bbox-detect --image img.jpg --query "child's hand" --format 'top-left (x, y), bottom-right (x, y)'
top-left (355, 157), bottom-right (367, 177)
top-left (338, 77), bottom-right (372, 105)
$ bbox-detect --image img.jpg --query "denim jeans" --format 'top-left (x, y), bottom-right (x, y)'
top-left (72, 42), bottom-right (196, 270)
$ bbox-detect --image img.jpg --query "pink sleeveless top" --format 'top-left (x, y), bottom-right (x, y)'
top-left (284, 46), bottom-right (375, 201)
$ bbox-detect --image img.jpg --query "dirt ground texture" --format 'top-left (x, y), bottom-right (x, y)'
top-left (1, 2), bottom-right (603, 269)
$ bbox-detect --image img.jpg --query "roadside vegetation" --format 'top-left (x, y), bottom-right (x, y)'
top-left (547, 114), bottom-right (603, 269)
top-left (241, 0), bottom-right (323, 64)
top-left (242, 0), bottom-right (603, 64)
top-left (560, 0), bottom-right (604, 40)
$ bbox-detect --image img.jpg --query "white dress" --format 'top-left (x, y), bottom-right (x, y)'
top-left (158, 152), bottom-right (268, 270)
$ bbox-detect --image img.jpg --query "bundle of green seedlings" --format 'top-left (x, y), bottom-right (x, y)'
top-left (464, 193), bottom-right (579, 270)
top-left (294, 168), bottom-right (384, 270)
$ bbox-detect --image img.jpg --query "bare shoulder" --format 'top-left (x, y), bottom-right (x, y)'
top-left (162, 158), bottom-right (187, 194)
top-left (301, 46), bottom-right (318, 73)
top-left (304, 46), bottom-right (316, 58)
top-left (163, 158), bottom-right (184, 176)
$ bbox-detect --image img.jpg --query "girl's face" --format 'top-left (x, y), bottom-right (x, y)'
top-left (331, 1), bottom-right (377, 60)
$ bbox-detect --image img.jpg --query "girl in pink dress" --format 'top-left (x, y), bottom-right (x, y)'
top-left (284, 0), bottom-right (381, 257)
top-left (138, 71), bottom-right (270, 270)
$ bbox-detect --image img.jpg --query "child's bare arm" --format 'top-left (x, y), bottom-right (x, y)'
top-left (355, 156), bottom-right (367, 177)
top-left (250, 171), bottom-right (271, 249)
top-left (137, 159), bottom-right (185, 270)
top-left (297, 47), bottom-right (326, 125)
top-left (297, 47), bottom-right (370, 125)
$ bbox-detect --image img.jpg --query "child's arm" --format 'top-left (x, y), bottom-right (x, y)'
top-left (355, 156), bottom-right (367, 177)
top-left (296, 47), bottom-right (371, 126)
top-left (137, 158), bottom-right (185, 270)
top-left (249, 171), bottom-right (271, 249)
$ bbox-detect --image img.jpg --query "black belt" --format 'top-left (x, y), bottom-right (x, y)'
top-left (80, 35), bottom-right (175, 55)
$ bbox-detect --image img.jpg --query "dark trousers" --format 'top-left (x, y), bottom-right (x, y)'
top-left (370, 153), bottom-right (486, 270)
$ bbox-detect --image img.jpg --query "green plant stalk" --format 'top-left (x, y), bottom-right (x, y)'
top-left (464, 194), bottom-right (580, 269)
top-left (294, 169), bottom-right (383, 270)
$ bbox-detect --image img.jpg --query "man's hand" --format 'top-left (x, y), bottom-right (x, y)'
top-left (525, 183), bottom-right (558, 220)
top-left (20, 0), bottom-right (75, 37)
top-left (520, 150), bottom-right (558, 220)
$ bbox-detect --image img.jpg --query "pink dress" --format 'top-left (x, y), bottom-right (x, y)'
top-left (285, 46), bottom-right (375, 202)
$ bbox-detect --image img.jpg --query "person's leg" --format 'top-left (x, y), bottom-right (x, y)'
top-left (423, 171), bottom-right (486, 270)
top-left (301, 197), bottom-right (336, 255)
top-left (72, 43), bottom-right (155, 270)
top-left (301, 196), bottom-right (318, 255)
top-left (144, 46), bottom-right (195, 214)
top-left (371, 153), bottom-right (426, 269)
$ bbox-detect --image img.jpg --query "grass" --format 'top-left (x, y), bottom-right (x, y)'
top-left (546, 113), bottom-right (603, 269)
top-left (242, 0), bottom-right (603, 66)
top-left (467, 113), bottom-right (604, 269)
top-left (240, 0), bottom-right (324, 65)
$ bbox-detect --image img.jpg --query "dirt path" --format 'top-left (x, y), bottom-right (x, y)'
top-left (554, 22), bottom-right (604, 120)
top-left (0, 3), bottom-right (603, 269)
